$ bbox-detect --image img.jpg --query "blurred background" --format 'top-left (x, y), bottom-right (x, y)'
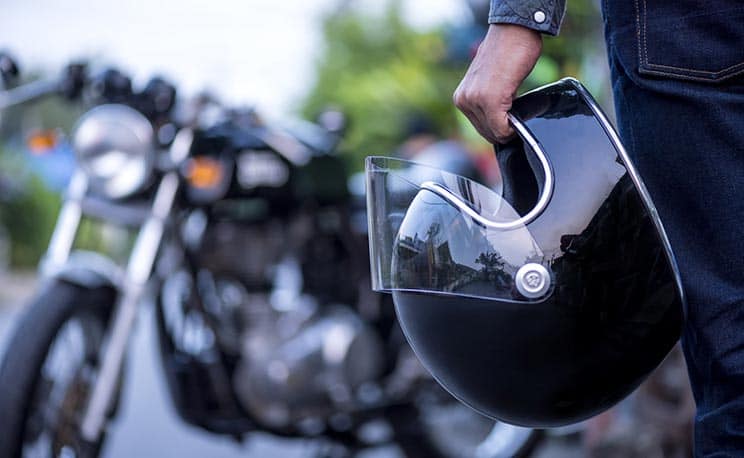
top-left (0, 0), bottom-right (610, 270)
top-left (0, 0), bottom-right (693, 457)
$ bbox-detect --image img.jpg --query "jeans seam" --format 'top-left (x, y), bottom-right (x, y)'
top-left (635, 0), bottom-right (644, 72)
top-left (644, 62), bottom-right (744, 76)
top-left (636, 0), bottom-right (744, 81)
top-left (601, 0), bottom-right (610, 31)
top-left (639, 66), bottom-right (744, 83)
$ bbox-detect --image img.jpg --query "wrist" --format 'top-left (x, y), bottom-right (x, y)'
top-left (486, 24), bottom-right (542, 53)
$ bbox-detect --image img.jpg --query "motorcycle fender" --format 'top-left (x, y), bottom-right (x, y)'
top-left (42, 251), bottom-right (123, 291)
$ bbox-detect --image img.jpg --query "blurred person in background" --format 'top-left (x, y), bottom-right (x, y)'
top-left (454, 0), bottom-right (744, 455)
top-left (396, 111), bottom-right (497, 185)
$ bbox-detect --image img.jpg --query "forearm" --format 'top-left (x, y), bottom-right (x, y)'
top-left (454, 2), bottom-right (558, 144)
top-left (489, 0), bottom-right (566, 36)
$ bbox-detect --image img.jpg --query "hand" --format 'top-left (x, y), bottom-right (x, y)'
top-left (454, 24), bottom-right (542, 144)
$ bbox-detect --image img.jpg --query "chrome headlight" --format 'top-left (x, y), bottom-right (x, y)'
top-left (73, 104), bottom-right (154, 199)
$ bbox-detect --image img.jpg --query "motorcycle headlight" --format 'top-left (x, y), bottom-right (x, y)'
top-left (73, 104), bottom-right (154, 199)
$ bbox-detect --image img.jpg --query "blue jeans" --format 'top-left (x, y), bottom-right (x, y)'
top-left (602, 0), bottom-right (744, 455)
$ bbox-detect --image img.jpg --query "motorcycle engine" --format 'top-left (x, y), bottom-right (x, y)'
top-left (199, 252), bottom-right (385, 431)
top-left (188, 209), bottom-right (386, 431)
top-left (233, 296), bottom-right (385, 430)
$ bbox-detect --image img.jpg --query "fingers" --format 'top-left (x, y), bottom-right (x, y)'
top-left (455, 98), bottom-right (497, 143)
top-left (454, 86), bottom-right (514, 144)
top-left (483, 103), bottom-right (515, 144)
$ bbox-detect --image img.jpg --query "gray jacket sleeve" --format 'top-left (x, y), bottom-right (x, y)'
top-left (489, 0), bottom-right (566, 36)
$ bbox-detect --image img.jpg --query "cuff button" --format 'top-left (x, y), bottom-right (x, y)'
top-left (533, 10), bottom-right (547, 24)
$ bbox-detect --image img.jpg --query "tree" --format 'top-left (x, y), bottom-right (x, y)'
top-left (301, 4), bottom-right (464, 170)
top-left (300, 0), bottom-right (605, 172)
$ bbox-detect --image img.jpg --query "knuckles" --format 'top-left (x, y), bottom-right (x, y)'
top-left (453, 83), bottom-right (514, 144)
top-left (452, 88), bottom-right (469, 110)
top-left (453, 86), bottom-right (486, 111)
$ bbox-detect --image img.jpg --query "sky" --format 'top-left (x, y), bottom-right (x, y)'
top-left (0, 0), bottom-right (473, 117)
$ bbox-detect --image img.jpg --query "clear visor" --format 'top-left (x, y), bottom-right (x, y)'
top-left (366, 156), bottom-right (551, 303)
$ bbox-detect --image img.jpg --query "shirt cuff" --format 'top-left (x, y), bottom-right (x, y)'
top-left (488, 0), bottom-right (566, 36)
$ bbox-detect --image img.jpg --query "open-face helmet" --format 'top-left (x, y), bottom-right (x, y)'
top-left (366, 79), bottom-right (685, 427)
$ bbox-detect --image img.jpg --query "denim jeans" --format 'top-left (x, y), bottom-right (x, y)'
top-left (602, 0), bottom-right (744, 455)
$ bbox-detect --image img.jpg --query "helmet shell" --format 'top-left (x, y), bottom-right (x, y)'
top-left (368, 79), bottom-right (685, 427)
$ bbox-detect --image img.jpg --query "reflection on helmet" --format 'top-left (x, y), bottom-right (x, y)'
top-left (391, 186), bottom-right (547, 302)
top-left (366, 79), bottom-right (684, 427)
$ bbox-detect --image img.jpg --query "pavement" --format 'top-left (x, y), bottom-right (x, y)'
top-left (0, 270), bottom-right (580, 458)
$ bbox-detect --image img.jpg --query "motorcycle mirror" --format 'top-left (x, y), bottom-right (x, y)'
top-left (59, 62), bottom-right (87, 101)
top-left (0, 52), bottom-right (20, 88)
top-left (316, 108), bottom-right (347, 136)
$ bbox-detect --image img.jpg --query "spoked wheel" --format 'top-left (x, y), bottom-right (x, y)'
top-left (416, 385), bottom-right (541, 458)
top-left (0, 281), bottom-right (118, 458)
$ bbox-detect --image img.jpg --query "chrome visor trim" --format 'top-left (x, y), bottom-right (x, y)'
top-left (566, 78), bottom-right (687, 311)
top-left (417, 114), bottom-right (554, 231)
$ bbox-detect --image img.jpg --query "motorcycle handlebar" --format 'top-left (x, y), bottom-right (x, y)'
top-left (0, 61), bottom-right (87, 111)
top-left (0, 78), bottom-right (59, 110)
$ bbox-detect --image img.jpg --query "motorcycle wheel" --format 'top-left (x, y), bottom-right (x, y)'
top-left (0, 280), bottom-right (118, 458)
top-left (416, 386), bottom-right (541, 458)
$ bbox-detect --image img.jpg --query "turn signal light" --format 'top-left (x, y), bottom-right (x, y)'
top-left (186, 156), bottom-right (224, 189)
top-left (26, 129), bottom-right (59, 155)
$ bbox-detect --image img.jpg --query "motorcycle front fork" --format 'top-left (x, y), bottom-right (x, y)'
top-left (80, 172), bottom-right (179, 441)
top-left (41, 169), bottom-right (180, 442)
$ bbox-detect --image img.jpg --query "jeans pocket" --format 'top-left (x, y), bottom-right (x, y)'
top-left (636, 0), bottom-right (744, 83)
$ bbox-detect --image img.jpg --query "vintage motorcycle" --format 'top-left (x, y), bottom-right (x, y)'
top-left (0, 59), bottom-right (539, 458)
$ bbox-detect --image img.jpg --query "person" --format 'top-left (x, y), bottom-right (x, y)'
top-left (454, 1), bottom-right (744, 455)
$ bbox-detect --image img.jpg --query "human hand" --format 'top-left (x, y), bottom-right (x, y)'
top-left (453, 24), bottom-right (542, 144)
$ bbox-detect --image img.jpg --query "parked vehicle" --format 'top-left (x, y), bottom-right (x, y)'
top-left (0, 60), bottom-right (539, 458)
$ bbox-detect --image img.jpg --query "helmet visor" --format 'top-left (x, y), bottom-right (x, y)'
top-left (366, 156), bottom-right (550, 303)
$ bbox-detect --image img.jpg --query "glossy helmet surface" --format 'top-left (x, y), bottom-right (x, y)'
top-left (366, 79), bottom-right (685, 427)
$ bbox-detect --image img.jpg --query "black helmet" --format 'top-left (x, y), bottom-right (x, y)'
top-left (366, 79), bottom-right (685, 427)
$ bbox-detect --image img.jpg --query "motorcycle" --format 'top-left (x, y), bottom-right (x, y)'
top-left (0, 59), bottom-right (539, 458)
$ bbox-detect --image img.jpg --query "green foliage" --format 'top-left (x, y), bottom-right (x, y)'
top-left (0, 149), bottom-right (61, 267)
top-left (6, 179), bottom-right (60, 267)
top-left (527, 0), bottom-right (607, 94)
top-left (301, 5), bottom-right (464, 170)
top-left (0, 74), bottom-right (82, 268)
top-left (301, 1), bottom-right (604, 172)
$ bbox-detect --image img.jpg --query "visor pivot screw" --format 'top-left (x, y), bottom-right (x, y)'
top-left (515, 263), bottom-right (551, 299)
